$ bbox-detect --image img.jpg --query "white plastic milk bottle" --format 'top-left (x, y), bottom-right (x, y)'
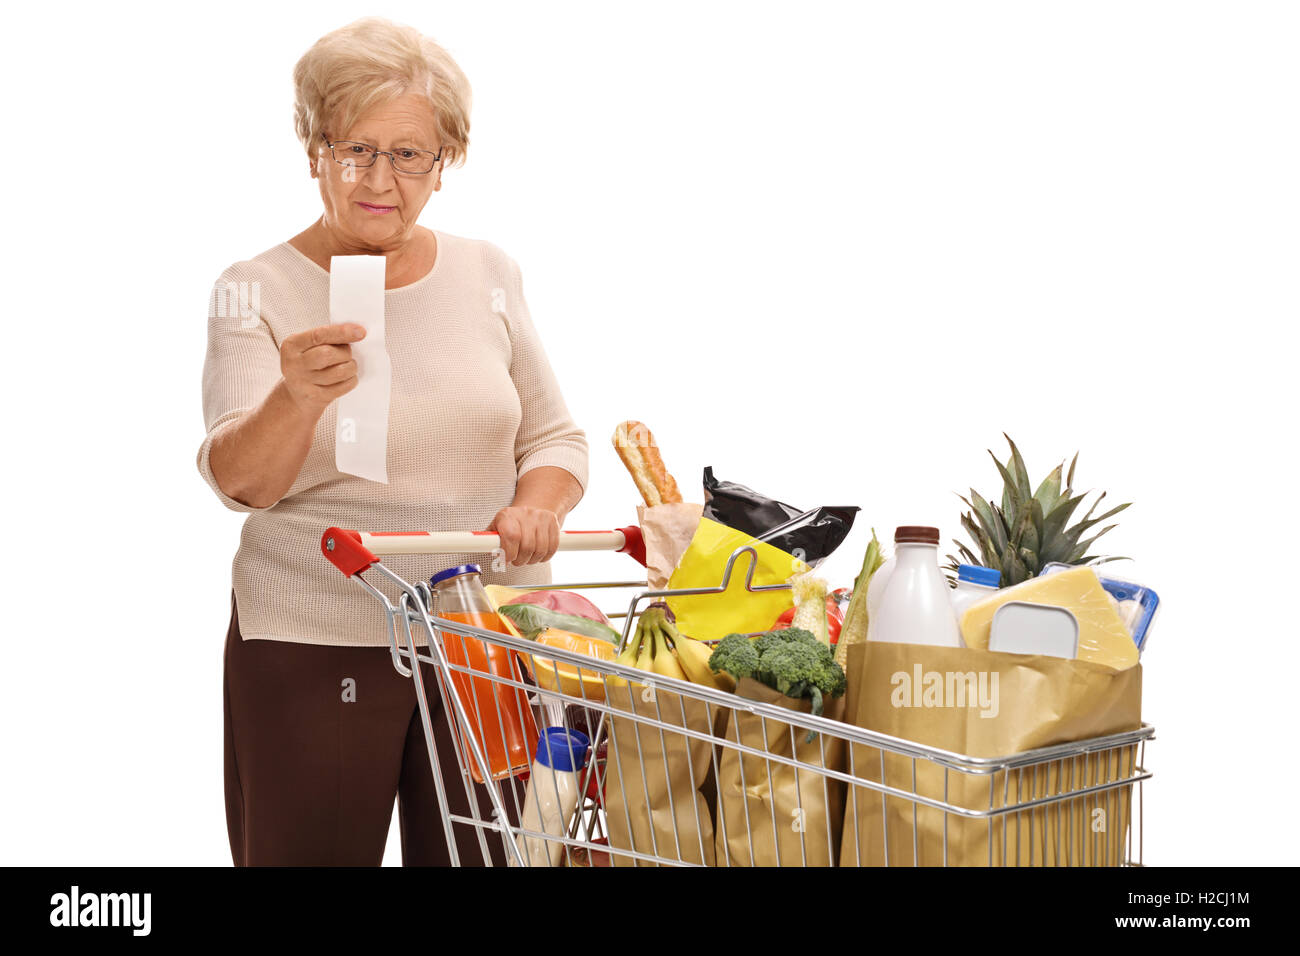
top-left (867, 525), bottom-right (964, 647)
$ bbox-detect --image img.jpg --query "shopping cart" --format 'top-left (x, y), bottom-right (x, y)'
top-left (321, 526), bottom-right (1154, 867)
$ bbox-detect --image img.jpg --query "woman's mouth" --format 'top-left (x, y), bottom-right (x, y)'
top-left (357, 202), bottom-right (396, 215)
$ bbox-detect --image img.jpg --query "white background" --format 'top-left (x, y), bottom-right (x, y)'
top-left (0, 0), bottom-right (1295, 866)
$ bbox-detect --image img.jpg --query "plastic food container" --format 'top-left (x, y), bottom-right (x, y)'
top-left (1039, 562), bottom-right (1160, 652)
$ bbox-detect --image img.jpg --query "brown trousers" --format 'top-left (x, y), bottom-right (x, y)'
top-left (223, 592), bottom-right (523, 866)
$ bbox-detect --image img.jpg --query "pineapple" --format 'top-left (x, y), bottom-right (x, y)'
top-left (947, 434), bottom-right (1131, 588)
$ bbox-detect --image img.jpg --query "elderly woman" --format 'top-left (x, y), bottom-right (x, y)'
top-left (197, 17), bottom-right (588, 866)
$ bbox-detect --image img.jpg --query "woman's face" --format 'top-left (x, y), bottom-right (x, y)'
top-left (312, 92), bottom-right (444, 251)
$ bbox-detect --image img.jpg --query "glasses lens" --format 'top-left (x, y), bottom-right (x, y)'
top-left (393, 149), bottom-right (436, 174)
top-left (334, 142), bottom-right (376, 167)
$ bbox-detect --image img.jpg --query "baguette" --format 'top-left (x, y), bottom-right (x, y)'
top-left (611, 420), bottom-right (683, 507)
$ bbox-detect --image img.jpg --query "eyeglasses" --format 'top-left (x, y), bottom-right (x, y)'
top-left (321, 135), bottom-right (444, 174)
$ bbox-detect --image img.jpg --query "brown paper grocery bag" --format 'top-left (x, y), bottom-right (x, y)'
top-left (603, 682), bottom-right (720, 866)
top-left (839, 641), bottom-right (1142, 867)
top-left (636, 502), bottom-right (705, 590)
top-left (714, 678), bottom-right (847, 866)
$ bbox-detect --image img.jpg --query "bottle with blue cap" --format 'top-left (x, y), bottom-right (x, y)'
top-left (429, 563), bottom-right (538, 783)
top-left (511, 727), bottom-right (591, 867)
top-left (950, 563), bottom-right (1002, 619)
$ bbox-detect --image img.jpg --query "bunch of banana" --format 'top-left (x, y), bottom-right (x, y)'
top-left (608, 602), bottom-right (734, 692)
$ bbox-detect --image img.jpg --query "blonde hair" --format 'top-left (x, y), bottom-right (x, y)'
top-left (293, 17), bottom-right (472, 168)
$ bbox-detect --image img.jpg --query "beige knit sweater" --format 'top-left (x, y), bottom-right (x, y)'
top-left (198, 231), bottom-right (589, 645)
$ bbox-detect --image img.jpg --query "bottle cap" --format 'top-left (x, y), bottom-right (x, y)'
top-left (957, 564), bottom-right (1002, 588)
top-left (429, 563), bottom-right (483, 587)
top-left (894, 526), bottom-right (940, 545)
top-left (534, 727), bottom-right (590, 773)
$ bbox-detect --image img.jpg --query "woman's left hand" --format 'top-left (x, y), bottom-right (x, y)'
top-left (485, 506), bottom-right (561, 567)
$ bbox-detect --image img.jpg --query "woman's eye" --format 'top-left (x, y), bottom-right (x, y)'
top-left (397, 150), bottom-right (417, 159)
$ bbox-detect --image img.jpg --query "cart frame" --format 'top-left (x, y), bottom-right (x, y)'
top-left (321, 527), bottom-right (1153, 867)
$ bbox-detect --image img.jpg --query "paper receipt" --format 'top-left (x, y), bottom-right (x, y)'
top-left (330, 255), bottom-right (390, 483)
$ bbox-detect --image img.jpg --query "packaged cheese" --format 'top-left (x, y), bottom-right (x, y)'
top-left (959, 566), bottom-right (1139, 670)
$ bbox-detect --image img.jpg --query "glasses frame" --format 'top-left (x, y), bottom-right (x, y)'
top-left (321, 134), bottom-right (445, 175)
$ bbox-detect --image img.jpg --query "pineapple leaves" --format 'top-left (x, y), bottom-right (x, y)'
top-left (1078, 490), bottom-right (1106, 525)
top-left (950, 436), bottom-right (1132, 587)
top-left (1065, 500), bottom-right (1131, 550)
top-left (1033, 463), bottom-right (1063, 516)
top-left (945, 541), bottom-right (983, 583)
top-left (1040, 492), bottom-right (1088, 549)
top-left (989, 453), bottom-right (1022, 528)
top-left (1047, 500), bottom-right (1131, 565)
top-left (959, 512), bottom-right (998, 568)
top-left (1085, 500), bottom-right (1132, 527)
top-left (1005, 434), bottom-right (1032, 499)
top-left (1001, 538), bottom-right (1030, 587)
top-left (1002, 497), bottom-right (1039, 586)
top-left (965, 489), bottom-right (1008, 556)
top-left (1020, 499), bottom-right (1044, 574)
top-left (1070, 524), bottom-right (1120, 563)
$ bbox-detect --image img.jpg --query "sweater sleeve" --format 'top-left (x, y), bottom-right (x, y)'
top-left (503, 255), bottom-right (590, 495)
top-left (196, 263), bottom-right (285, 513)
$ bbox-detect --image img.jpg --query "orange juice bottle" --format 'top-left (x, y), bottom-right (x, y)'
top-left (429, 564), bottom-right (538, 783)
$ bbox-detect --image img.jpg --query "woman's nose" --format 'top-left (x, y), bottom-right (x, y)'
top-left (360, 154), bottom-right (398, 189)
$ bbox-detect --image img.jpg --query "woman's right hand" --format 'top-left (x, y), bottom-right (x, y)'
top-left (280, 323), bottom-right (367, 414)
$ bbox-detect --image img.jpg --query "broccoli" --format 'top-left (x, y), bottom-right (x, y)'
top-left (708, 632), bottom-right (761, 683)
top-left (759, 641), bottom-right (846, 719)
top-left (708, 627), bottom-right (847, 737)
top-left (753, 626), bottom-right (821, 657)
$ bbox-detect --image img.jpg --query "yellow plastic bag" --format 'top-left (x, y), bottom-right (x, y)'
top-left (665, 516), bottom-right (800, 641)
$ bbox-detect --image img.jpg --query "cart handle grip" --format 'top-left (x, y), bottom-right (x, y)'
top-left (321, 526), bottom-right (647, 577)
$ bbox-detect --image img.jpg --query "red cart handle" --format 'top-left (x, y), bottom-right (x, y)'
top-left (321, 528), bottom-right (378, 577)
top-left (321, 525), bottom-right (647, 577)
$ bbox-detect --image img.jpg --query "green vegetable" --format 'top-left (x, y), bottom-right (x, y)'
top-left (708, 633), bottom-right (761, 681)
top-left (498, 602), bottom-right (622, 644)
top-left (835, 528), bottom-right (886, 668)
top-left (753, 626), bottom-right (822, 657)
top-left (708, 627), bottom-right (847, 740)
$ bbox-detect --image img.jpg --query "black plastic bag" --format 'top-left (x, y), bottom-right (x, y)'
top-left (701, 466), bottom-right (858, 568)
